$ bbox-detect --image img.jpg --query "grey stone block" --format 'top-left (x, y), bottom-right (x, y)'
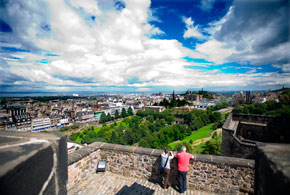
top-left (151, 149), bottom-right (163, 157)
top-left (68, 147), bottom-right (90, 165)
top-left (43, 174), bottom-right (56, 195)
top-left (0, 131), bottom-right (68, 195)
top-left (255, 143), bottom-right (290, 195)
top-left (101, 143), bottom-right (116, 150)
top-left (133, 147), bottom-right (154, 155)
top-left (195, 154), bottom-right (213, 163)
top-left (0, 141), bottom-right (54, 195)
top-left (114, 144), bottom-right (135, 153)
top-left (54, 134), bottom-right (68, 195)
top-left (88, 142), bottom-right (103, 151)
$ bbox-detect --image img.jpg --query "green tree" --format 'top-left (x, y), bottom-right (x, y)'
top-left (121, 108), bottom-right (127, 118)
top-left (111, 130), bottom-right (118, 144)
top-left (209, 112), bottom-right (222, 123)
top-left (115, 110), bottom-right (120, 119)
top-left (146, 115), bottom-right (154, 123)
top-left (128, 107), bottom-right (134, 116)
top-left (70, 132), bottom-right (79, 141)
top-left (202, 139), bottom-right (221, 155)
top-left (100, 112), bottom-right (107, 123)
top-left (136, 109), bottom-right (144, 117)
top-left (107, 113), bottom-right (112, 121)
top-left (173, 142), bottom-right (193, 153)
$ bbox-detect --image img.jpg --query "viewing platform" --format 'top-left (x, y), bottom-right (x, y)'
top-left (0, 129), bottom-right (289, 195)
top-left (68, 171), bottom-right (214, 195)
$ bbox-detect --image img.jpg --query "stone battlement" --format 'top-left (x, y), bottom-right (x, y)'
top-left (68, 142), bottom-right (255, 194)
top-left (222, 113), bottom-right (290, 159)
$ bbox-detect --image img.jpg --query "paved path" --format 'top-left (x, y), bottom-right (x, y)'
top-left (68, 172), bottom-right (215, 195)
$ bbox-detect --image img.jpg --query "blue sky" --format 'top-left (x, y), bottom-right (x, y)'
top-left (0, 0), bottom-right (289, 93)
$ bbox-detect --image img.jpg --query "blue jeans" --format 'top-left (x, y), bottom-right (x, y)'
top-left (178, 170), bottom-right (187, 193)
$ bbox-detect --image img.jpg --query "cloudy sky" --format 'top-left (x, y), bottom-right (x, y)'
top-left (0, 0), bottom-right (289, 93)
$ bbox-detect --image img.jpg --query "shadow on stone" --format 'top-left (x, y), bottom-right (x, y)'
top-left (115, 182), bottom-right (154, 195)
top-left (148, 155), bottom-right (163, 186)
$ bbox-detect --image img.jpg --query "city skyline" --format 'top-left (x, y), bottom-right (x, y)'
top-left (0, 0), bottom-right (289, 93)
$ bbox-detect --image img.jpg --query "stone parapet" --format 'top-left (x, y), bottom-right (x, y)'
top-left (68, 142), bottom-right (255, 194)
top-left (0, 131), bottom-right (67, 195)
top-left (255, 143), bottom-right (290, 195)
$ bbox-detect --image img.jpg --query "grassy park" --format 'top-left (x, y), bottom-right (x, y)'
top-left (168, 124), bottom-right (213, 148)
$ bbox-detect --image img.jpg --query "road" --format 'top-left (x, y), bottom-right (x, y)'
top-left (218, 107), bottom-right (233, 113)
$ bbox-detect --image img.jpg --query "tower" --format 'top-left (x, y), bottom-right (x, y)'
top-left (172, 90), bottom-right (175, 100)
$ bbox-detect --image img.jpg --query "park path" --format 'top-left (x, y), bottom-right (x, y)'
top-left (190, 128), bottom-right (222, 146)
top-left (169, 128), bottom-right (222, 147)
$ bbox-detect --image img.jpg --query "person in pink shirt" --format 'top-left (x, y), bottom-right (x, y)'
top-left (175, 146), bottom-right (194, 194)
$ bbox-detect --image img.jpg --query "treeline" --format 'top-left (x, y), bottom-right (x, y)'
top-left (233, 90), bottom-right (290, 117)
top-left (99, 107), bottom-right (133, 123)
top-left (70, 108), bottom-right (223, 150)
top-left (139, 109), bottom-right (223, 149)
top-left (197, 90), bottom-right (216, 99)
top-left (154, 98), bottom-right (188, 108)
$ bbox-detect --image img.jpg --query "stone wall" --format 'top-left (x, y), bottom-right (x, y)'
top-left (255, 143), bottom-right (290, 195)
top-left (222, 127), bottom-right (256, 159)
top-left (221, 113), bottom-right (290, 159)
top-left (0, 131), bottom-right (67, 195)
top-left (68, 142), bottom-right (255, 194)
top-left (232, 113), bottom-right (290, 143)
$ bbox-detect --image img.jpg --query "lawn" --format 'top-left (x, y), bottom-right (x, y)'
top-left (191, 132), bottom-right (222, 154)
top-left (168, 124), bottom-right (213, 148)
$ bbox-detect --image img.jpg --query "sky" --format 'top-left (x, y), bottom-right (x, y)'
top-left (0, 0), bottom-right (289, 93)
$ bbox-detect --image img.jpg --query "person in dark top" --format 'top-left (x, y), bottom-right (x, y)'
top-left (160, 148), bottom-right (174, 189)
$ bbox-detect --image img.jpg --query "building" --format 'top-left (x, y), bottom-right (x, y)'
top-left (246, 91), bottom-right (252, 104)
top-left (5, 104), bottom-right (32, 131)
top-left (185, 92), bottom-right (202, 102)
top-left (13, 113), bottom-right (31, 131)
top-left (0, 113), bottom-right (11, 131)
top-left (76, 111), bottom-right (94, 122)
top-left (32, 118), bottom-right (51, 132)
top-left (231, 91), bottom-right (245, 105)
top-left (144, 106), bottom-right (166, 112)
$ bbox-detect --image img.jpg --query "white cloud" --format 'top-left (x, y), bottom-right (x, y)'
top-left (70, 0), bottom-right (102, 16)
top-left (1, 0), bottom-right (289, 92)
top-left (195, 39), bottom-right (237, 64)
top-left (183, 17), bottom-right (205, 39)
top-left (274, 63), bottom-right (290, 73)
top-left (199, 0), bottom-right (215, 12)
top-left (213, 0), bottom-right (289, 67)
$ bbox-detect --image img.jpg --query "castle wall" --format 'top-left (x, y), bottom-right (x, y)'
top-left (221, 113), bottom-right (290, 159)
top-left (222, 128), bottom-right (256, 159)
top-left (255, 143), bottom-right (290, 195)
top-left (68, 142), bottom-right (255, 194)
